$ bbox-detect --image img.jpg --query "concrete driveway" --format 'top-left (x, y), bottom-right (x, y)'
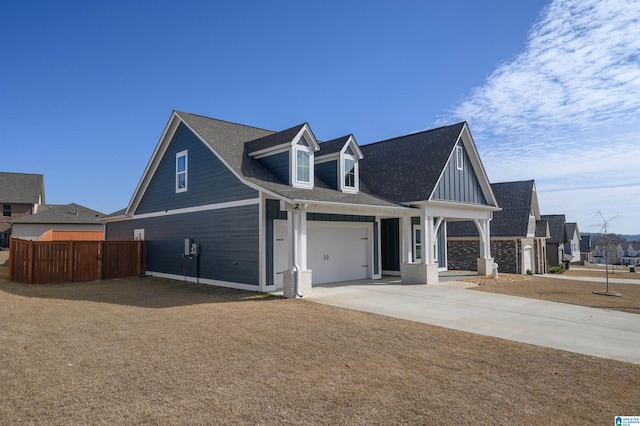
top-left (304, 275), bottom-right (640, 365)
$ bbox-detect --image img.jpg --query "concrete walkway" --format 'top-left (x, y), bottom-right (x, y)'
top-left (304, 276), bottom-right (640, 365)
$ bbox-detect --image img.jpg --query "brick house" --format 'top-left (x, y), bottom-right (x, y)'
top-left (0, 172), bottom-right (45, 248)
top-left (447, 180), bottom-right (549, 274)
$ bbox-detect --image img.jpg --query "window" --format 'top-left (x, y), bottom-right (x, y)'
top-left (296, 149), bottom-right (310, 183)
top-left (176, 150), bottom-right (188, 193)
top-left (2, 204), bottom-right (11, 217)
top-left (413, 225), bottom-right (422, 261)
top-left (134, 229), bottom-right (145, 241)
top-left (344, 158), bottom-right (356, 188)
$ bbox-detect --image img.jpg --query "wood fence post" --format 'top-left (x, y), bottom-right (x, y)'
top-left (27, 240), bottom-right (34, 284)
top-left (68, 240), bottom-right (74, 283)
top-left (137, 240), bottom-right (142, 276)
top-left (99, 240), bottom-right (104, 280)
top-left (8, 236), bottom-right (13, 281)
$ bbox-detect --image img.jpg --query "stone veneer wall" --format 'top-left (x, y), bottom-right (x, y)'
top-left (448, 239), bottom-right (520, 274)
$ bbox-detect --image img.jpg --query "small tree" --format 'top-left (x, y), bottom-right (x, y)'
top-left (591, 212), bottom-right (620, 293)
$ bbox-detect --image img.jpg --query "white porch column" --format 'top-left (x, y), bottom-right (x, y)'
top-left (401, 209), bottom-right (439, 284)
top-left (283, 205), bottom-right (312, 298)
top-left (401, 215), bottom-right (413, 263)
top-left (474, 218), bottom-right (494, 276)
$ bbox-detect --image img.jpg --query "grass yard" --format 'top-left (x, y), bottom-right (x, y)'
top-left (1, 275), bottom-right (638, 425)
top-left (469, 270), bottom-right (640, 314)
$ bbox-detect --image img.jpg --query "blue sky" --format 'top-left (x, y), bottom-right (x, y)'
top-left (2, 0), bottom-right (639, 234)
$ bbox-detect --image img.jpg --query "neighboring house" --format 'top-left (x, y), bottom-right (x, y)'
top-left (447, 180), bottom-right (549, 274)
top-left (564, 222), bottom-right (581, 263)
top-left (540, 214), bottom-right (569, 267)
top-left (593, 243), bottom-right (624, 265)
top-left (580, 235), bottom-right (593, 263)
top-left (104, 110), bottom-right (499, 297)
top-left (0, 172), bottom-right (45, 248)
top-left (11, 203), bottom-right (105, 241)
top-left (622, 242), bottom-right (640, 265)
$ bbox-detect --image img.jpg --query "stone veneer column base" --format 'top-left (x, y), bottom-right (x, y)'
top-left (283, 270), bottom-right (313, 298)
top-left (400, 263), bottom-right (439, 284)
top-left (477, 258), bottom-right (495, 276)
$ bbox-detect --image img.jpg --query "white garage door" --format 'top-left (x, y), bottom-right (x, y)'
top-left (274, 220), bottom-right (371, 287)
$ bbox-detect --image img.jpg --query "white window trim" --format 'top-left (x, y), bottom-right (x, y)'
top-left (291, 145), bottom-right (314, 189)
top-left (339, 153), bottom-right (359, 193)
top-left (176, 149), bottom-right (188, 193)
top-left (456, 145), bottom-right (463, 171)
top-left (413, 224), bottom-right (422, 261)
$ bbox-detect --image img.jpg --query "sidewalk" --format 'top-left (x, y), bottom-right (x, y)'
top-left (543, 271), bottom-right (640, 285)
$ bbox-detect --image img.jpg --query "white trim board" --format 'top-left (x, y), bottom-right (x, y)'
top-left (131, 198), bottom-right (260, 220)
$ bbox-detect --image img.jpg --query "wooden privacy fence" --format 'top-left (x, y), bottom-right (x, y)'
top-left (9, 237), bottom-right (146, 284)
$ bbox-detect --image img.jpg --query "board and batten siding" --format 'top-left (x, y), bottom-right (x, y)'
top-left (135, 123), bottom-right (258, 215)
top-left (432, 142), bottom-right (486, 204)
top-left (106, 204), bottom-right (260, 285)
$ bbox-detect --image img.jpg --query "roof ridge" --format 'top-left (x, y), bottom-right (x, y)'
top-left (175, 110), bottom-right (276, 134)
top-left (361, 121), bottom-right (466, 147)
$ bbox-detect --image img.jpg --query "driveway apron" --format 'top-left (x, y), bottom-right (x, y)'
top-left (305, 279), bottom-right (640, 365)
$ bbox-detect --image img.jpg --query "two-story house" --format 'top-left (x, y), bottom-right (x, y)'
top-left (104, 111), bottom-right (500, 297)
top-left (0, 172), bottom-right (45, 248)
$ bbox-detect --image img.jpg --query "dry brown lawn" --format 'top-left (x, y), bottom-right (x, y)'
top-left (1, 276), bottom-right (639, 425)
top-left (467, 270), bottom-right (640, 314)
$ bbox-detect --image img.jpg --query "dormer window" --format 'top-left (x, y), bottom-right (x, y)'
top-left (344, 158), bottom-right (355, 187)
top-left (296, 148), bottom-right (310, 183)
top-left (339, 145), bottom-right (360, 193)
top-left (245, 123), bottom-right (319, 189)
top-left (293, 135), bottom-right (314, 188)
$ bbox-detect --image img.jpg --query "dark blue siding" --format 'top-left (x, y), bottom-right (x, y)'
top-left (432, 142), bottom-right (486, 204)
top-left (106, 205), bottom-right (259, 285)
top-left (257, 151), bottom-right (289, 184)
top-left (136, 123), bottom-right (258, 215)
top-left (315, 161), bottom-right (338, 189)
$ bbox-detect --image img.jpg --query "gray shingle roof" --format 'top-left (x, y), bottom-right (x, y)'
top-left (565, 222), bottom-right (579, 239)
top-left (244, 123), bottom-right (306, 154)
top-left (318, 136), bottom-right (351, 156)
top-left (0, 172), bottom-right (44, 204)
top-left (540, 214), bottom-right (567, 244)
top-left (358, 122), bottom-right (466, 204)
top-left (536, 219), bottom-right (549, 238)
top-left (176, 111), bottom-right (403, 209)
top-left (447, 180), bottom-right (535, 238)
top-left (12, 203), bottom-right (105, 224)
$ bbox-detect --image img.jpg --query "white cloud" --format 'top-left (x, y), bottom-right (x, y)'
top-left (444, 0), bottom-right (640, 233)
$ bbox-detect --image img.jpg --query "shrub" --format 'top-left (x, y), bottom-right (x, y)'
top-left (526, 269), bottom-right (533, 275)
top-left (549, 264), bottom-right (565, 274)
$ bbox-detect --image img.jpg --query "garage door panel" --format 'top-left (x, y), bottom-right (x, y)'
top-left (307, 224), bottom-right (369, 284)
top-left (274, 221), bottom-right (370, 286)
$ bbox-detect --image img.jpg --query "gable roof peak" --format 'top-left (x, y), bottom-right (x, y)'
top-left (174, 110), bottom-right (274, 134)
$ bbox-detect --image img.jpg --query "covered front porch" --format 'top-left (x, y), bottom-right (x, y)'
top-left (271, 198), bottom-right (497, 298)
